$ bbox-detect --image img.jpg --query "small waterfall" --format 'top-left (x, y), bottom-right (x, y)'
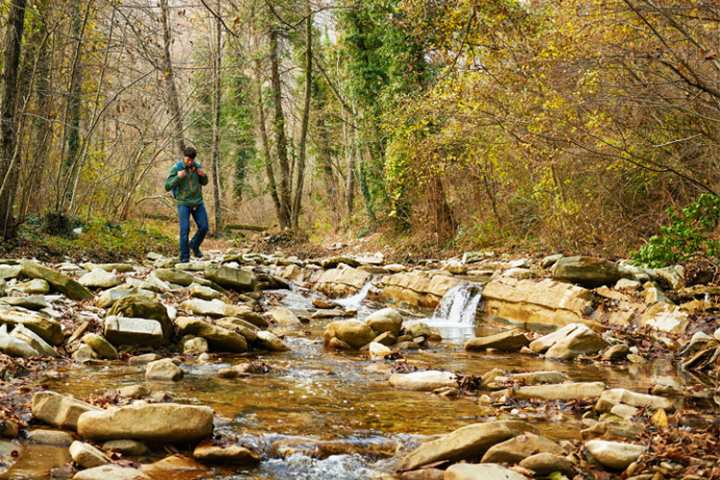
top-left (404, 283), bottom-right (483, 342)
top-left (336, 281), bottom-right (374, 308)
top-left (434, 283), bottom-right (483, 325)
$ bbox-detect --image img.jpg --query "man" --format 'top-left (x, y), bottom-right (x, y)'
top-left (164, 146), bottom-right (209, 263)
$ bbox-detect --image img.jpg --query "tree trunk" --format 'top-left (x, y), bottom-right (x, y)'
top-left (160, 0), bottom-right (186, 157)
top-left (290, 1), bottom-right (313, 229)
top-left (21, 0), bottom-right (52, 217)
top-left (0, 0), bottom-right (27, 239)
top-left (269, 26), bottom-right (292, 228)
top-left (254, 59), bottom-right (282, 224)
top-left (345, 107), bottom-right (356, 216)
top-left (210, 3), bottom-right (223, 237)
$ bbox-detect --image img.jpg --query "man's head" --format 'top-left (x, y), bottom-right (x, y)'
top-left (183, 146), bottom-right (197, 166)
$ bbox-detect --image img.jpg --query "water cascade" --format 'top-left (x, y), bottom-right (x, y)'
top-left (336, 280), bottom-right (374, 309)
top-left (406, 283), bottom-right (483, 342)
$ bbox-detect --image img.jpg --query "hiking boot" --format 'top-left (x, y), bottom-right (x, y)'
top-left (191, 245), bottom-right (203, 259)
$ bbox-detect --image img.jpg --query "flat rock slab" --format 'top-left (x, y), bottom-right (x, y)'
top-left (444, 463), bottom-right (529, 480)
top-left (511, 382), bottom-right (606, 401)
top-left (389, 371), bottom-right (457, 392)
top-left (32, 391), bottom-right (100, 430)
top-left (595, 388), bottom-right (674, 413)
top-left (104, 316), bottom-right (164, 346)
top-left (21, 261), bottom-right (93, 300)
top-left (77, 403), bottom-right (214, 443)
top-left (73, 464), bottom-right (150, 480)
top-left (400, 420), bottom-right (536, 471)
top-left (465, 330), bottom-right (530, 352)
top-left (79, 269), bottom-right (123, 289)
top-left (193, 441), bottom-right (261, 465)
top-left (0, 306), bottom-right (63, 345)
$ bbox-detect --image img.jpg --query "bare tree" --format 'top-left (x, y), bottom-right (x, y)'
top-left (160, 0), bottom-right (186, 157)
top-left (210, 0), bottom-right (223, 236)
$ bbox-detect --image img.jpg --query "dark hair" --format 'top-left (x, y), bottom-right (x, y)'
top-left (183, 146), bottom-right (197, 160)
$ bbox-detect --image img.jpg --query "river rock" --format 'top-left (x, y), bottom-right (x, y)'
top-left (481, 433), bottom-right (564, 464)
top-left (10, 323), bottom-right (58, 357)
top-left (104, 316), bottom-right (164, 346)
top-left (585, 440), bottom-right (646, 470)
top-left (82, 333), bottom-right (118, 360)
top-left (315, 265), bottom-right (372, 297)
top-left (153, 268), bottom-right (195, 286)
top-left (465, 330), bottom-right (529, 352)
top-left (96, 285), bottom-right (154, 308)
top-left (324, 320), bottom-right (376, 349)
top-left (255, 330), bottom-right (289, 352)
top-left (378, 271), bottom-right (460, 308)
top-left (511, 382), bottom-right (606, 401)
top-left (175, 317), bottom-right (248, 352)
top-left (79, 268), bottom-right (123, 289)
top-left (369, 341), bottom-right (391, 360)
top-left (27, 428), bottom-right (75, 446)
top-left (0, 265), bottom-right (21, 280)
top-left (405, 322), bottom-right (441, 341)
top-left (444, 463), bottom-right (528, 480)
top-left (82, 263), bottom-right (135, 273)
top-left (180, 298), bottom-right (254, 319)
top-left (595, 388), bottom-right (674, 413)
top-left (0, 324), bottom-right (38, 357)
top-left (69, 440), bottom-right (111, 468)
top-left (183, 336), bottom-right (209, 355)
top-left (205, 266), bottom-right (255, 291)
top-left (0, 295), bottom-right (50, 311)
top-left (77, 403), bottom-right (214, 443)
top-left (602, 343), bottom-right (630, 361)
top-left (32, 391), bottom-right (101, 430)
top-left (490, 371), bottom-right (569, 387)
top-left (73, 464), bottom-right (150, 480)
top-left (400, 420), bottom-right (536, 471)
top-left (544, 324), bottom-right (607, 360)
top-left (189, 283), bottom-right (223, 300)
top-left (140, 273), bottom-right (173, 293)
top-left (102, 439), bottom-right (148, 456)
top-left (193, 440), bottom-right (261, 465)
top-left (21, 261), bottom-right (93, 300)
top-left (145, 358), bottom-right (183, 381)
top-left (365, 308), bottom-right (403, 336)
top-left (73, 344), bottom-right (97, 362)
top-left (216, 317), bottom-right (259, 342)
top-left (15, 278), bottom-right (50, 294)
top-left (519, 452), bottom-right (575, 475)
top-left (389, 371), bottom-right (457, 391)
top-left (552, 256), bottom-right (621, 288)
top-left (266, 307), bottom-right (301, 325)
top-left (483, 278), bottom-right (593, 330)
top-left (107, 295), bottom-right (172, 339)
top-left (0, 305), bottom-right (63, 344)
top-left (141, 454), bottom-right (209, 479)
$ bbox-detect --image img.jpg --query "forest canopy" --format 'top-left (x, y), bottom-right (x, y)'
top-left (0, 0), bottom-right (718, 258)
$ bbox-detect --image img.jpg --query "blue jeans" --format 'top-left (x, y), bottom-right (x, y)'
top-left (178, 203), bottom-right (209, 261)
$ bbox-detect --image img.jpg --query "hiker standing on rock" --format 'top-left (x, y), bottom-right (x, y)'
top-left (164, 146), bottom-right (209, 263)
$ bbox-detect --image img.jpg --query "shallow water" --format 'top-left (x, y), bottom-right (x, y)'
top-left (4, 287), bottom-right (708, 479)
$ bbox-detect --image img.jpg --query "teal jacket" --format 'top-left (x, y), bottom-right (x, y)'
top-left (164, 161), bottom-right (209, 206)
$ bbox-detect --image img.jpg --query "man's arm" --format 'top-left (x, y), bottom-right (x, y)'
top-left (164, 164), bottom-right (181, 191)
top-left (196, 163), bottom-right (209, 186)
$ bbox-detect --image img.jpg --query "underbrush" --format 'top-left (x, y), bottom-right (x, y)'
top-left (4, 215), bottom-right (175, 262)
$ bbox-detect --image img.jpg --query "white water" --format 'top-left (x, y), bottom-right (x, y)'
top-left (405, 283), bottom-right (483, 342)
top-left (336, 281), bottom-right (374, 309)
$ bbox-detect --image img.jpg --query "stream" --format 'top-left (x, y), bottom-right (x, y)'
top-left (1, 279), bottom-right (708, 479)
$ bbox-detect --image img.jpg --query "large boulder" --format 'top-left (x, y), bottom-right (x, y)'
top-left (389, 371), bottom-right (457, 391)
top-left (107, 295), bottom-right (172, 339)
top-left (314, 265), bottom-right (371, 298)
top-left (79, 268), bottom-right (123, 289)
top-left (400, 420), bottom-right (536, 471)
top-left (465, 330), bottom-right (529, 352)
top-left (0, 305), bottom-right (63, 345)
top-left (444, 463), bottom-right (529, 480)
top-left (204, 266), bottom-right (255, 291)
top-left (365, 308), bottom-right (403, 336)
top-left (584, 440), bottom-right (646, 470)
top-left (103, 316), bottom-right (165, 346)
top-left (552, 256), bottom-right (621, 288)
top-left (324, 320), bottom-right (376, 349)
top-left (20, 261), bottom-right (93, 300)
top-left (482, 278), bottom-right (594, 330)
top-left (77, 403), bottom-right (214, 443)
top-left (176, 317), bottom-right (248, 352)
top-left (378, 271), bottom-right (461, 308)
top-left (32, 391), bottom-right (101, 430)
